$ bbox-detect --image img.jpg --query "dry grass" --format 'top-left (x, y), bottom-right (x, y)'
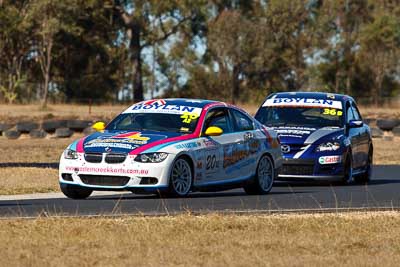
top-left (0, 168), bottom-right (59, 195)
top-left (373, 137), bottom-right (400, 165)
top-left (0, 135), bottom-right (79, 163)
top-left (0, 212), bottom-right (399, 266)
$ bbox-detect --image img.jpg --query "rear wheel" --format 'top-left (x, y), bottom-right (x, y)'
top-left (244, 154), bottom-right (274, 195)
top-left (60, 184), bottom-right (92, 199)
top-left (166, 157), bottom-right (193, 197)
top-left (354, 147), bottom-right (373, 184)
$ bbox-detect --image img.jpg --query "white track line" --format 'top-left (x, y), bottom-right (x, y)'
top-left (0, 191), bottom-right (129, 201)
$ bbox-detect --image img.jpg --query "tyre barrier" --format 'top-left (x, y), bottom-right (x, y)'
top-left (376, 119), bottom-right (400, 131)
top-left (55, 128), bottom-right (74, 138)
top-left (42, 120), bottom-right (67, 133)
top-left (371, 127), bottom-right (384, 138)
top-left (16, 122), bottom-right (39, 133)
top-left (393, 126), bottom-right (400, 136)
top-left (67, 120), bottom-right (92, 132)
top-left (0, 119), bottom-right (98, 140)
top-left (4, 130), bottom-right (21, 139)
top-left (29, 129), bottom-right (47, 139)
top-left (0, 123), bottom-right (13, 135)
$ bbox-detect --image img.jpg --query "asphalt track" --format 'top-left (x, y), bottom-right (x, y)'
top-left (0, 165), bottom-right (399, 218)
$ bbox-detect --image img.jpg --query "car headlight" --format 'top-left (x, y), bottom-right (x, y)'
top-left (64, 149), bottom-right (78, 160)
top-left (316, 142), bottom-right (341, 152)
top-left (134, 153), bottom-right (168, 163)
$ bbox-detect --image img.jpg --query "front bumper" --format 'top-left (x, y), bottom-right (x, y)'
top-left (59, 153), bottom-right (174, 191)
top-left (277, 156), bottom-right (345, 181)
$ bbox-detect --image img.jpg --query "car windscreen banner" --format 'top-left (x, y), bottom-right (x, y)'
top-left (263, 98), bottom-right (343, 109)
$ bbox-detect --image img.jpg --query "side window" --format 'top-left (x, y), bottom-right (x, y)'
top-left (203, 108), bottom-right (233, 134)
top-left (230, 109), bottom-right (254, 132)
top-left (351, 103), bottom-right (362, 121)
top-left (346, 103), bottom-right (355, 123)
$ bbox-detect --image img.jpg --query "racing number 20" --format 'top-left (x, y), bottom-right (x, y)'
top-left (206, 155), bottom-right (217, 170)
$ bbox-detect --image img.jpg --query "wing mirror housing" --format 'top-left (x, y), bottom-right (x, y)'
top-left (205, 126), bottom-right (223, 136)
top-left (347, 120), bottom-right (363, 128)
top-left (92, 121), bottom-right (106, 132)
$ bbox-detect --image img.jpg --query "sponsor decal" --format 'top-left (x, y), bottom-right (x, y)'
top-left (84, 132), bottom-right (151, 150)
top-left (223, 145), bottom-right (249, 169)
top-left (180, 127), bottom-right (190, 132)
top-left (125, 102), bottom-right (203, 115)
top-left (318, 156), bottom-right (342, 165)
top-left (275, 126), bottom-right (316, 136)
top-left (203, 139), bottom-right (217, 147)
top-left (65, 166), bottom-right (149, 175)
top-left (175, 142), bottom-right (199, 149)
top-left (143, 99), bottom-right (166, 106)
top-left (263, 98), bottom-right (342, 109)
top-left (84, 142), bottom-right (138, 150)
top-left (196, 161), bottom-right (203, 169)
top-left (114, 132), bottom-right (150, 142)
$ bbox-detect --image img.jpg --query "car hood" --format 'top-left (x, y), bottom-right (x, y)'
top-left (82, 130), bottom-right (181, 154)
top-left (268, 126), bottom-right (344, 145)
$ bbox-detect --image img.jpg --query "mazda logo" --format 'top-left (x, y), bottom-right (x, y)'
top-left (281, 145), bottom-right (290, 153)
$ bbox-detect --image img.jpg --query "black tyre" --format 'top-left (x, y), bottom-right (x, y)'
top-left (244, 154), bottom-right (274, 195)
top-left (371, 127), bottom-right (383, 138)
top-left (0, 123), bottom-right (13, 134)
top-left (42, 120), bottom-right (67, 133)
top-left (67, 120), bottom-right (92, 132)
top-left (55, 127), bottom-right (74, 138)
top-left (341, 153), bottom-right (353, 184)
top-left (83, 126), bottom-right (95, 135)
top-left (393, 126), bottom-right (400, 137)
top-left (16, 122), bottom-right (39, 133)
top-left (354, 147), bottom-right (373, 184)
top-left (377, 119), bottom-right (399, 131)
top-left (166, 157), bottom-right (193, 197)
top-left (4, 130), bottom-right (21, 139)
top-left (60, 183), bottom-right (92, 199)
top-left (29, 129), bottom-right (47, 139)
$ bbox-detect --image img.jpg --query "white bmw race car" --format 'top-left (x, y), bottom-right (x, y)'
top-left (59, 98), bottom-right (282, 199)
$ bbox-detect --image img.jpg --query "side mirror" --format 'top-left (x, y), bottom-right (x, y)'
top-left (205, 126), bottom-right (223, 136)
top-left (92, 121), bottom-right (106, 131)
top-left (348, 120), bottom-right (363, 128)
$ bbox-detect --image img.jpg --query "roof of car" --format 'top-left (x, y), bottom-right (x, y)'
top-left (269, 92), bottom-right (354, 102)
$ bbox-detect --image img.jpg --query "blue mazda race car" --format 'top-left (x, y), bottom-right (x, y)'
top-left (255, 92), bottom-right (373, 184)
top-left (59, 98), bottom-right (282, 199)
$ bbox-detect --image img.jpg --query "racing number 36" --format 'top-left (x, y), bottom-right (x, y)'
top-left (323, 108), bottom-right (343, 116)
top-left (206, 154), bottom-right (218, 170)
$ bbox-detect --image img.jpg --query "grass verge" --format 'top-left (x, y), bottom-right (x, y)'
top-left (0, 168), bottom-right (59, 195)
top-left (0, 212), bottom-right (400, 266)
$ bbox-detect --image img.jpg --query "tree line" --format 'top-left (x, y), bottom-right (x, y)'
top-left (1, 0), bottom-right (399, 107)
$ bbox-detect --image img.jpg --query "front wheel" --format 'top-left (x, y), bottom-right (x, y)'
top-left (166, 157), bottom-right (193, 197)
top-left (244, 155), bottom-right (274, 195)
top-left (60, 184), bottom-right (92, 199)
top-left (354, 148), bottom-right (373, 184)
top-left (340, 153), bottom-right (353, 185)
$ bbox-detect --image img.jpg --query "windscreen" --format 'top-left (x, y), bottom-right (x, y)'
top-left (106, 109), bottom-right (201, 134)
top-left (255, 97), bottom-right (344, 128)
